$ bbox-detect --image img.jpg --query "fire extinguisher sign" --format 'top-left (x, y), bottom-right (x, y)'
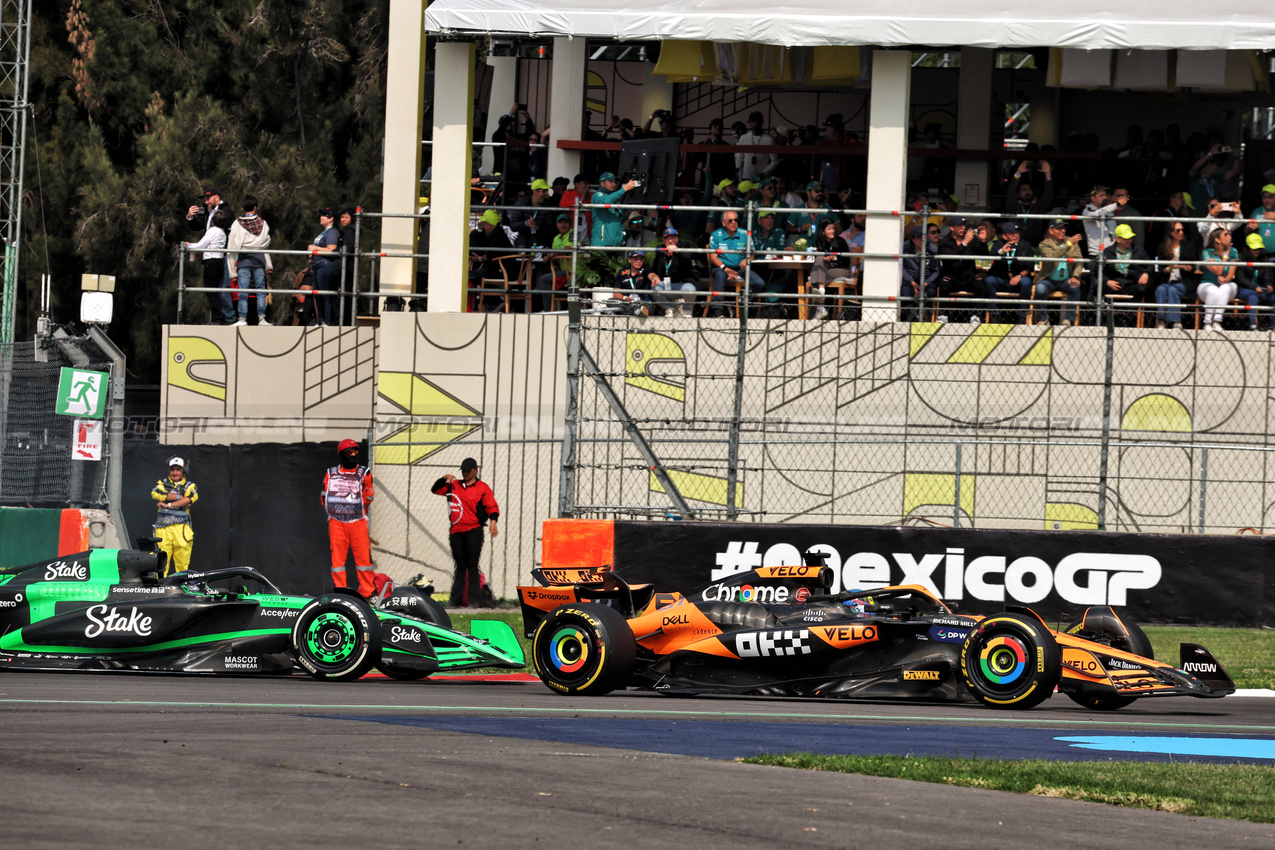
top-left (73, 419), bottom-right (104, 461)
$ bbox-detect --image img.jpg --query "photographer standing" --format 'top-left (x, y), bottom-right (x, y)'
top-left (591, 172), bottom-right (640, 247)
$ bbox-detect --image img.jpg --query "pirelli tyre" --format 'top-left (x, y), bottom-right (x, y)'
top-left (1063, 606), bottom-right (1154, 710)
top-left (532, 603), bottom-right (636, 696)
top-left (292, 594), bottom-right (382, 681)
top-left (960, 611), bottom-right (1061, 710)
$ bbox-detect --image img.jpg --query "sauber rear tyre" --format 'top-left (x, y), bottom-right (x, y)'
top-left (960, 612), bottom-right (1061, 709)
top-left (293, 594), bottom-right (382, 681)
top-left (1063, 606), bottom-right (1154, 710)
top-left (532, 603), bottom-right (635, 696)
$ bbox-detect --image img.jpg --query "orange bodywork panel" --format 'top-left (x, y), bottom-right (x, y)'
top-left (541, 519), bottom-right (614, 570)
top-left (1055, 631), bottom-right (1177, 695)
top-left (628, 598), bottom-right (723, 656)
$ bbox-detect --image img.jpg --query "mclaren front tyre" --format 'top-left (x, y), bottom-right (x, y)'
top-left (960, 611), bottom-right (1061, 710)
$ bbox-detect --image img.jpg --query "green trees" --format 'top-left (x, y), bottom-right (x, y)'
top-left (24, 0), bottom-right (391, 378)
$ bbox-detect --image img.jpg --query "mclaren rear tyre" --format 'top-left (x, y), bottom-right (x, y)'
top-left (960, 611), bottom-right (1061, 710)
top-left (532, 603), bottom-right (636, 696)
top-left (1063, 606), bottom-right (1154, 711)
top-left (293, 594), bottom-right (382, 681)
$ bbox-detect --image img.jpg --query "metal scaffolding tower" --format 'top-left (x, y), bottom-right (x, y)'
top-left (0, 0), bottom-right (31, 345)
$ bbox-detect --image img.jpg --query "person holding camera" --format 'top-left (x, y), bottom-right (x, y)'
top-left (643, 109), bottom-right (677, 139)
top-left (1004, 159), bottom-right (1054, 245)
top-left (590, 172), bottom-right (640, 247)
top-left (185, 189), bottom-right (234, 324)
top-left (1189, 142), bottom-right (1242, 208)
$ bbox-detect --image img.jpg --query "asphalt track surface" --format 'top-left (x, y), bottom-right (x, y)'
top-left (2, 672), bottom-right (1274, 849)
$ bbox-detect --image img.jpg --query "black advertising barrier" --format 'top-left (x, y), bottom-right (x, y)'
top-left (610, 521), bottom-right (1275, 627)
top-left (124, 442), bottom-right (345, 596)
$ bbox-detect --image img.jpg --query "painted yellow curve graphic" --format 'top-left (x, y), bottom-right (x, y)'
top-left (649, 469), bottom-right (743, 507)
top-left (903, 472), bottom-right (975, 521)
top-left (375, 372), bottom-right (483, 465)
top-left (1045, 503), bottom-right (1099, 530)
top-left (168, 336), bottom-right (227, 401)
top-left (1121, 393), bottom-right (1191, 432)
top-left (626, 332), bottom-right (686, 402)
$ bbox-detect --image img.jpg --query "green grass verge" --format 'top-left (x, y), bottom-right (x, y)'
top-left (741, 754), bottom-right (1275, 823)
top-left (440, 610), bottom-right (534, 675)
top-left (1143, 625), bottom-right (1275, 690)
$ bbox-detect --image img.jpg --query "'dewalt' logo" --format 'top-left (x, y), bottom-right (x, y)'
top-left (903, 670), bottom-right (941, 681)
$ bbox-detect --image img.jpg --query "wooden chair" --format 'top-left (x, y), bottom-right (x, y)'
top-left (1026, 290), bottom-right (1069, 326)
top-left (826, 276), bottom-right (859, 320)
top-left (476, 255), bottom-right (531, 314)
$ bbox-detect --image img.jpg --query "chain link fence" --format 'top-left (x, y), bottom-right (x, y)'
top-left (0, 336), bottom-right (118, 507)
top-left (562, 317), bottom-right (1275, 536)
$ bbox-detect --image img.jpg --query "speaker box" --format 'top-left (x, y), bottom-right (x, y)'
top-left (615, 137), bottom-right (681, 206)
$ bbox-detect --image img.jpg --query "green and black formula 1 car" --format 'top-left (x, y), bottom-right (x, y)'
top-left (0, 549), bottom-right (523, 681)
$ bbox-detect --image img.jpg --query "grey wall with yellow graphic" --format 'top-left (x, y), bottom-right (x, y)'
top-left (160, 315), bottom-right (1275, 594)
top-left (576, 319), bottom-right (1275, 538)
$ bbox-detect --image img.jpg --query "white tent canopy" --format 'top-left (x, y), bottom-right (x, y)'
top-left (424, 0), bottom-right (1275, 52)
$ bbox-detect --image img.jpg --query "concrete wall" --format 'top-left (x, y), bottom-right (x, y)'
top-left (158, 316), bottom-right (1275, 595)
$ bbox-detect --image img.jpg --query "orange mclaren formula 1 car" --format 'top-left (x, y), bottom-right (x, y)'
top-left (517, 561), bottom-right (1234, 710)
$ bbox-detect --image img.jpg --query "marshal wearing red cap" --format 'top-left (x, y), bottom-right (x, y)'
top-left (432, 457), bottom-right (500, 607)
top-left (323, 439), bottom-right (376, 596)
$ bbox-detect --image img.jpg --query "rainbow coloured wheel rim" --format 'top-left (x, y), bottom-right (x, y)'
top-left (977, 634), bottom-right (1027, 685)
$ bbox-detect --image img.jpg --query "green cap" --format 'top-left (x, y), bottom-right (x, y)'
top-left (556, 213), bottom-right (570, 223)
top-left (1114, 224), bottom-right (1135, 240)
top-left (717, 178), bottom-right (736, 191)
top-left (478, 209), bottom-right (501, 226)
top-left (1247, 233), bottom-right (1266, 250)
top-left (1182, 191), bottom-right (1193, 210)
top-left (599, 171), bottom-right (617, 182)
top-left (738, 180), bottom-right (758, 193)
top-left (530, 178), bottom-right (552, 191)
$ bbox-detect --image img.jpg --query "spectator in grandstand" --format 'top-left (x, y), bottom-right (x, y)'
top-left (1080, 185), bottom-right (1117, 258)
top-left (838, 213), bottom-right (867, 284)
top-left (1033, 218), bottom-right (1083, 326)
top-left (151, 456), bottom-right (198, 576)
top-left (591, 172), bottom-right (640, 247)
top-left (704, 118), bottom-right (737, 183)
top-left (670, 179), bottom-right (715, 248)
top-left (468, 209), bottom-right (515, 312)
top-left (982, 222), bottom-right (1035, 324)
top-left (620, 210), bottom-right (657, 250)
top-left (559, 174), bottom-right (592, 243)
top-left (647, 226), bottom-right (699, 317)
top-left (310, 207), bottom-right (342, 325)
top-left (1100, 224), bottom-right (1152, 325)
top-left (936, 216), bottom-right (986, 324)
top-left (183, 209), bottom-right (232, 326)
top-left (1199, 226), bottom-right (1239, 330)
top-left (901, 225), bottom-right (940, 322)
top-left (1247, 184), bottom-right (1275, 253)
top-left (1197, 197), bottom-right (1240, 242)
top-left (1149, 190), bottom-right (1193, 249)
top-left (1109, 187), bottom-right (1145, 247)
top-left (756, 177), bottom-right (791, 232)
top-left (512, 178), bottom-right (557, 250)
top-left (226, 197), bottom-right (273, 327)
top-left (185, 190), bottom-right (234, 324)
top-left (1189, 141), bottom-right (1243, 204)
top-left (736, 111), bottom-right (777, 183)
top-left (1004, 159), bottom-right (1054, 245)
top-left (536, 214), bottom-right (575, 313)
top-left (707, 210), bottom-right (761, 318)
top-left (753, 211), bottom-right (792, 316)
top-left (1153, 220), bottom-right (1198, 330)
top-left (707, 178), bottom-right (742, 235)
top-left (1235, 233), bottom-right (1274, 331)
top-left (613, 251), bottom-right (652, 316)
top-left (790, 182), bottom-right (830, 240)
top-left (809, 218), bottom-right (853, 321)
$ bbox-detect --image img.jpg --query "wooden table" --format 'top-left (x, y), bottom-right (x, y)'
top-left (753, 257), bottom-right (815, 319)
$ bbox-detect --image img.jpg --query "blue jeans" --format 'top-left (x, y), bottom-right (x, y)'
top-left (236, 266), bottom-right (267, 320)
top-left (1237, 287), bottom-right (1273, 328)
top-left (1035, 277), bottom-right (1080, 324)
top-left (313, 262), bottom-right (337, 325)
top-left (710, 266), bottom-right (764, 314)
top-left (984, 274), bottom-right (1033, 322)
top-left (1155, 280), bottom-right (1185, 324)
